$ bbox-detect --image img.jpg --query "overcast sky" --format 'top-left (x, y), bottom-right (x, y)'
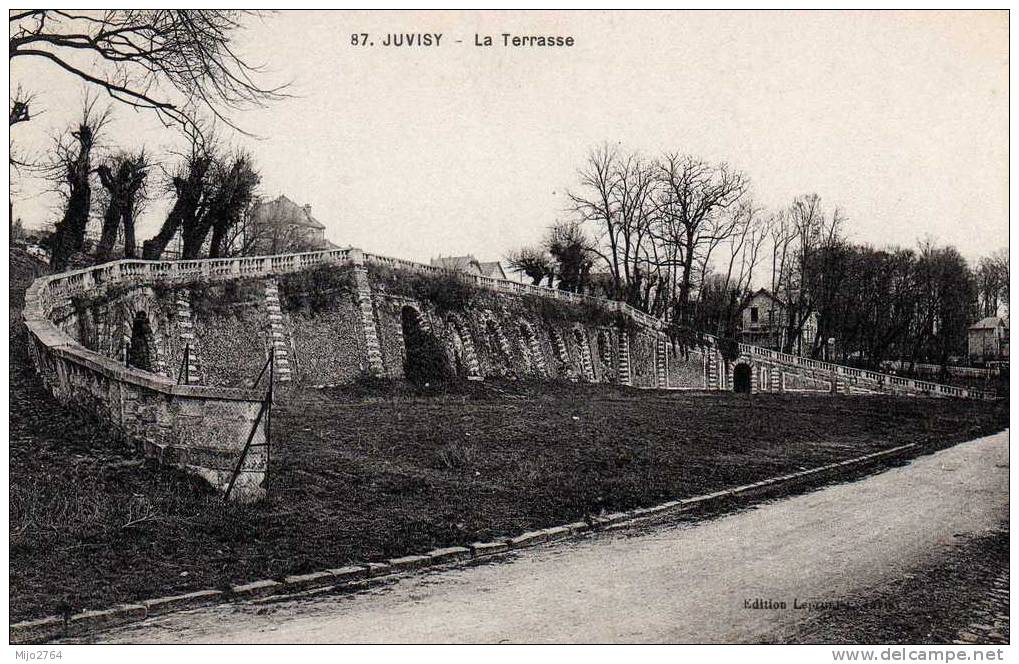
top-left (9, 10), bottom-right (1008, 267)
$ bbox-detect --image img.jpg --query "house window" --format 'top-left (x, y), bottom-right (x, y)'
top-left (750, 307), bottom-right (759, 324)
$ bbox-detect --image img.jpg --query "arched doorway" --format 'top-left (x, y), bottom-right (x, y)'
top-left (733, 363), bottom-right (752, 393)
top-left (127, 311), bottom-right (154, 371)
top-left (402, 305), bottom-right (445, 384)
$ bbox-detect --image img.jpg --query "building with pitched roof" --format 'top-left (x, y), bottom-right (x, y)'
top-left (430, 254), bottom-right (507, 280)
top-left (968, 316), bottom-right (1009, 364)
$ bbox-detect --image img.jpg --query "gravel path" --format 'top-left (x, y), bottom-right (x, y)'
top-left (100, 430), bottom-right (1008, 644)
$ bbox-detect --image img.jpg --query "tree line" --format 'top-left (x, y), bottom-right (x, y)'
top-left (37, 100), bottom-right (267, 271)
top-left (508, 144), bottom-right (1008, 371)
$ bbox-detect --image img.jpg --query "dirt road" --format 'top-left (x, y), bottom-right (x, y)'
top-left (102, 430), bottom-right (1008, 644)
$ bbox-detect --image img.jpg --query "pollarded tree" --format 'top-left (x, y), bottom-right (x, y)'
top-left (143, 141), bottom-right (214, 260)
top-left (546, 220), bottom-right (595, 293)
top-left (46, 99), bottom-right (111, 270)
top-left (142, 142), bottom-right (261, 260)
top-left (206, 152), bottom-right (261, 258)
top-left (506, 246), bottom-right (554, 286)
top-left (95, 150), bottom-right (149, 262)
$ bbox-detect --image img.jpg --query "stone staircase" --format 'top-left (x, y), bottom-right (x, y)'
top-left (352, 268), bottom-right (385, 376)
top-left (174, 290), bottom-right (203, 383)
top-left (263, 279), bottom-right (293, 383)
top-left (617, 331), bottom-right (632, 386)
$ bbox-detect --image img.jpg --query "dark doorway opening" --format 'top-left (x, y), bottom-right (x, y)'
top-left (597, 330), bottom-right (611, 367)
top-left (127, 311), bottom-right (154, 371)
top-left (401, 306), bottom-right (448, 384)
top-left (733, 363), bottom-right (752, 393)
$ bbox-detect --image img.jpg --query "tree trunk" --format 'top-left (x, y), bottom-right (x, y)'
top-left (50, 126), bottom-right (95, 270)
top-left (143, 199), bottom-right (186, 260)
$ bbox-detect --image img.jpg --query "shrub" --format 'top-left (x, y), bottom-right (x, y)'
top-left (520, 294), bottom-right (641, 335)
top-left (186, 278), bottom-right (265, 317)
top-left (411, 272), bottom-right (478, 315)
top-left (277, 264), bottom-right (356, 314)
top-left (367, 264), bottom-right (478, 314)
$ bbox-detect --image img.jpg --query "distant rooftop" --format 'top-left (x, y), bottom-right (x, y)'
top-left (251, 194), bottom-right (326, 230)
top-left (430, 254), bottom-right (507, 280)
top-left (970, 316), bottom-right (1008, 330)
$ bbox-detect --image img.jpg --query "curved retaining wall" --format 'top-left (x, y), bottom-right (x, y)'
top-left (23, 247), bottom-right (994, 501)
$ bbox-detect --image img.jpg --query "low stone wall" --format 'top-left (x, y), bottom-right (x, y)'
top-left (21, 260), bottom-right (294, 502)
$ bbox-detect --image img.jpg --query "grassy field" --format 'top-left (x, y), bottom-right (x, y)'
top-left (8, 250), bottom-right (1010, 623)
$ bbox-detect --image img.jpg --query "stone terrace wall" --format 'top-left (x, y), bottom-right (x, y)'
top-left (23, 246), bottom-right (995, 502)
top-left (19, 254), bottom-right (341, 501)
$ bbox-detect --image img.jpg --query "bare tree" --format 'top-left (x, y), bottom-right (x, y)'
top-left (46, 97), bottom-right (112, 270)
top-left (143, 138), bottom-right (214, 260)
top-left (706, 200), bottom-right (770, 336)
top-left (653, 153), bottom-right (748, 326)
top-left (95, 150), bottom-right (148, 262)
top-left (9, 10), bottom-right (288, 136)
top-left (976, 248), bottom-right (1009, 318)
top-left (207, 151), bottom-right (260, 258)
top-left (772, 194), bottom-right (846, 354)
top-left (569, 146), bottom-right (662, 310)
top-left (506, 246), bottom-right (554, 286)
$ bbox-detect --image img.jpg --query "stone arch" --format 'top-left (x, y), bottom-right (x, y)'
top-left (83, 287), bottom-right (169, 373)
top-left (484, 317), bottom-right (511, 365)
top-left (517, 320), bottom-right (544, 376)
top-left (445, 314), bottom-right (480, 378)
top-left (733, 362), bottom-right (752, 393)
top-left (572, 325), bottom-right (595, 381)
